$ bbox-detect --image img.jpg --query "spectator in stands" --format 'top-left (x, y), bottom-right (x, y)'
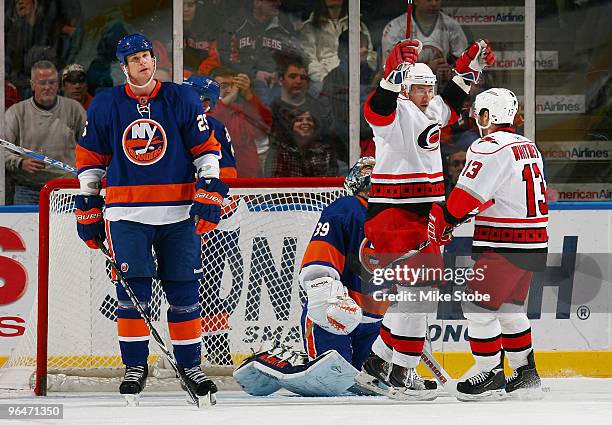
top-left (300, 0), bottom-right (377, 96)
top-left (183, 0), bottom-right (220, 77)
top-left (210, 66), bottom-right (273, 177)
top-left (52, 0), bottom-right (83, 69)
top-left (270, 55), bottom-right (338, 165)
top-left (3, 60), bottom-right (86, 205)
top-left (320, 30), bottom-right (376, 167)
top-left (61, 63), bottom-right (92, 109)
top-left (444, 148), bottom-right (467, 195)
top-left (87, 20), bottom-right (129, 94)
top-left (265, 109), bottom-right (337, 177)
top-left (6, 0), bottom-right (57, 97)
top-left (381, 0), bottom-right (467, 86)
top-left (5, 64), bottom-right (21, 109)
top-left (218, 0), bottom-right (303, 102)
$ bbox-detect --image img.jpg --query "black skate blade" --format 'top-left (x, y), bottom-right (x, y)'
top-left (186, 392), bottom-right (217, 408)
top-left (457, 389), bottom-right (507, 402)
top-left (124, 394), bottom-right (141, 407)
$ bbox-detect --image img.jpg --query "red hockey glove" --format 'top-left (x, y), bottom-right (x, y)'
top-left (75, 195), bottom-right (105, 249)
top-left (190, 177), bottom-right (229, 235)
top-left (383, 39), bottom-right (422, 87)
top-left (453, 39), bottom-right (496, 83)
top-left (427, 203), bottom-right (460, 246)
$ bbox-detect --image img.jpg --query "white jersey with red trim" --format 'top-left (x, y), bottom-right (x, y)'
top-left (456, 130), bottom-right (549, 251)
top-left (365, 94), bottom-right (452, 205)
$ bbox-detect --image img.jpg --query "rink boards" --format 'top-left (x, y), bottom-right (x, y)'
top-left (0, 203), bottom-right (611, 378)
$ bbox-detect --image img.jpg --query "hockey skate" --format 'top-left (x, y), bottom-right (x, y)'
top-left (119, 365), bottom-right (148, 406)
top-left (456, 365), bottom-right (506, 402)
top-left (354, 352), bottom-right (392, 396)
top-left (505, 351), bottom-right (544, 400)
top-left (180, 366), bottom-right (218, 407)
top-left (387, 364), bottom-right (438, 401)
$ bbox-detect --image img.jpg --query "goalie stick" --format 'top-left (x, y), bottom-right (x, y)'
top-left (0, 138), bottom-right (77, 175)
top-left (95, 237), bottom-right (214, 408)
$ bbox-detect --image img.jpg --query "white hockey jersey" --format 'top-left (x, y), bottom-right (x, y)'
top-left (365, 94), bottom-right (452, 205)
top-left (381, 12), bottom-right (467, 62)
top-left (455, 129), bottom-right (549, 251)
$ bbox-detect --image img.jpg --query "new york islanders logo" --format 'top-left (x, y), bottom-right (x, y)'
top-left (122, 119), bottom-right (168, 165)
top-left (417, 123), bottom-right (441, 151)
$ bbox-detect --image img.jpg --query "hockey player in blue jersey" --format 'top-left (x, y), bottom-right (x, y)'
top-left (182, 75), bottom-right (240, 366)
top-left (74, 33), bottom-right (227, 405)
top-left (233, 157), bottom-right (390, 396)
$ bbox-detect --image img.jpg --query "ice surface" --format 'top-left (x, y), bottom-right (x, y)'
top-left (0, 378), bottom-right (610, 425)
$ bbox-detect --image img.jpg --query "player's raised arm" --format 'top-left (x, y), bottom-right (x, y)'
top-left (363, 39), bottom-right (420, 126)
top-left (439, 39), bottom-right (497, 126)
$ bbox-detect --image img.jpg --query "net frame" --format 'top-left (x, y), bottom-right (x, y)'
top-left (16, 177), bottom-right (346, 395)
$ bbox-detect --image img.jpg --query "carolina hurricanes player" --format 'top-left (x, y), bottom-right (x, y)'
top-left (428, 88), bottom-right (546, 400)
top-left (361, 38), bottom-right (495, 400)
top-left (74, 34), bottom-right (226, 404)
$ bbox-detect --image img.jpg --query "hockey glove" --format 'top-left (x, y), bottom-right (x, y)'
top-left (303, 277), bottom-right (362, 336)
top-left (427, 202), bottom-right (460, 246)
top-left (453, 39), bottom-right (496, 83)
top-left (75, 195), bottom-right (105, 249)
top-left (190, 177), bottom-right (229, 235)
top-left (382, 39), bottom-right (421, 91)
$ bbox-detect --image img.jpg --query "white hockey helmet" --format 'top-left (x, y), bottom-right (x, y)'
top-left (402, 62), bottom-right (437, 93)
top-left (473, 88), bottom-right (519, 126)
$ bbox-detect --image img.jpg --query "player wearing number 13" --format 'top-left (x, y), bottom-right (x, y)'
top-left (74, 33), bottom-right (227, 399)
top-left (427, 88), bottom-right (548, 400)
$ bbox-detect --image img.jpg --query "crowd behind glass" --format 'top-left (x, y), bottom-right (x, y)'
top-left (2, 0), bottom-right (610, 204)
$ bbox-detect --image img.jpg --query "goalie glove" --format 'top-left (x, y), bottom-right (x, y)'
top-left (190, 177), bottom-right (229, 235)
top-left (427, 202), bottom-right (461, 246)
top-left (75, 195), bottom-right (105, 249)
top-left (303, 277), bottom-right (362, 336)
top-left (453, 39), bottom-right (496, 83)
top-left (381, 39), bottom-right (421, 92)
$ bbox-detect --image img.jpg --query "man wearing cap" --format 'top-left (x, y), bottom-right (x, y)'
top-left (61, 64), bottom-right (93, 109)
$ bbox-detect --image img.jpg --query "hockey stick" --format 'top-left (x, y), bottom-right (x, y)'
top-left (420, 317), bottom-right (461, 398)
top-left (0, 138), bottom-right (77, 175)
top-left (406, 0), bottom-right (413, 39)
top-left (134, 127), bottom-right (157, 156)
top-left (383, 199), bottom-right (495, 272)
top-left (95, 237), bottom-right (212, 408)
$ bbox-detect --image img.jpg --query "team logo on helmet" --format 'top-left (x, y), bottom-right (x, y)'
top-left (122, 119), bottom-right (167, 165)
top-left (417, 123), bottom-right (441, 151)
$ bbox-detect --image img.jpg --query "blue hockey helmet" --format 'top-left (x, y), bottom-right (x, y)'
top-left (344, 156), bottom-right (375, 197)
top-left (116, 33), bottom-right (154, 64)
top-left (183, 75), bottom-right (221, 111)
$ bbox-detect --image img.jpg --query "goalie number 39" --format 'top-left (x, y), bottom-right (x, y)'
top-left (314, 222), bottom-right (330, 237)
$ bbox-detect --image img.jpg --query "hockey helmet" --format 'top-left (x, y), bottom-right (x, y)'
top-left (473, 88), bottom-right (519, 126)
top-left (402, 62), bottom-right (436, 93)
top-left (344, 156), bottom-right (375, 197)
top-left (183, 75), bottom-right (221, 111)
top-left (116, 33), bottom-right (154, 64)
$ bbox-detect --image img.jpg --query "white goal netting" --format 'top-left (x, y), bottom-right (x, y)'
top-left (0, 179), bottom-right (345, 393)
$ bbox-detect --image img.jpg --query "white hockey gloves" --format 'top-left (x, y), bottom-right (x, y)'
top-left (303, 277), bottom-right (362, 335)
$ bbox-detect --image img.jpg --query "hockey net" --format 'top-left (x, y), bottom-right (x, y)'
top-left (0, 178), bottom-right (345, 394)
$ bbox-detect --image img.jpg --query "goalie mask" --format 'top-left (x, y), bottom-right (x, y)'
top-left (472, 88), bottom-right (519, 136)
top-left (344, 156), bottom-right (375, 197)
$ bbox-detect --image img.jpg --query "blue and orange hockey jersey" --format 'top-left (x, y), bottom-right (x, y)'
top-left (206, 113), bottom-right (237, 179)
top-left (299, 196), bottom-right (389, 321)
top-left (76, 81), bottom-right (221, 224)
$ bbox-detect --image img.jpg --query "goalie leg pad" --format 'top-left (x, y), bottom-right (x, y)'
top-left (116, 277), bottom-right (152, 366)
top-left (163, 280), bottom-right (202, 368)
top-left (233, 354), bottom-right (283, 396)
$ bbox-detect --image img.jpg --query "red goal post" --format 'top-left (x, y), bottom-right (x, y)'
top-left (1, 177), bottom-right (346, 395)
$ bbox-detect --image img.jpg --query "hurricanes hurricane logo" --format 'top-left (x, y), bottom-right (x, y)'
top-left (417, 123), bottom-right (441, 151)
top-left (122, 119), bottom-right (167, 165)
